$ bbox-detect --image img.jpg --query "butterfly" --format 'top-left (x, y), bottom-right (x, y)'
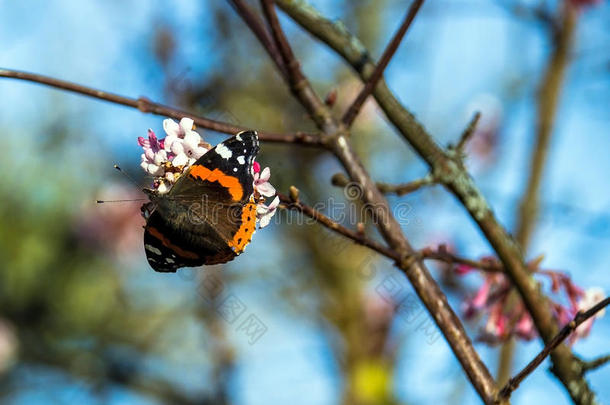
top-left (141, 131), bottom-right (259, 272)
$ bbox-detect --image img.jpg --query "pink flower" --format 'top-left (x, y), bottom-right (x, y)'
top-left (515, 313), bottom-right (536, 341)
top-left (252, 161), bottom-right (261, 174)
top-left (257, 195), bottom-right (279, 228)
top-left (254, 167), bottom-right (276, 197)
top-left (139, 129), bottom-right (167, 176)
top-left (455, 256), bottom-right (603, 344)
top-left (570, 0), bottom-right (602, 9)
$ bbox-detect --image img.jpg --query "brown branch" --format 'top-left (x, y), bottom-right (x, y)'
top-left (581, 354), bottom-right (610, 374)
top-left (250, 2), bottom-right (497, 400)
top-left (276, 2), bottom-right (596, 403)
top-left (227, 0), bottom-right (289, 78)
top-left (498, 297), bottom-right (610, 401)
top-left (331, 172), bottom-right (435, 197)
top-left (260, 0), bottom-right (305, 87)
top-left (231, 0), bottom-right (334, 133)
top-left (341, 0), bottom-right (425, 127)
top-left (0, 68), bottom-right (322, 146)
top-left (278, 190), bottom-right (401, 261)
top-left (456, 112), bottom-right (481, 152)
top-left (279, 191), bottom-right (505, 274)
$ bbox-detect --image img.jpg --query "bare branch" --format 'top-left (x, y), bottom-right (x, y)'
top-left (276, 2), bottom-right (597, 403)
top-left (498, 297), bottom-right (610, 401)
top-left (331, 172), bottom-right (435, 196)
top-left (260, 0), bottom-right (305, 87)
top-left (227, 0), bottom-right (289, 78)
top-left (278, 190), bottom-right (400, 261)
top-left (582, 354), bottom-right (610, 374)
top-left (342, 0), bottom-right (425, 127)
top-left (456, 112), bottom-right (481, 152)
top-left (232, 0), bottom-right (334, 132)
top-left (0, 68), bottom-right (322, 146)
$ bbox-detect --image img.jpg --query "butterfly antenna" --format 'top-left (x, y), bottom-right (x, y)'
top-left (96, 164), bottom-right (147, 204)
top-left (113, 164), bottom-right (141, 188)
top-left (97, 198), bottom-right (146, 204)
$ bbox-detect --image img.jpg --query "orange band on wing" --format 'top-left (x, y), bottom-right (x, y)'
top-left (189, 165), bottom-right (244, 201)
top-left (228, 198), bottom-right (257, 253)
top-left (147, 226), bottom-right (200, 259)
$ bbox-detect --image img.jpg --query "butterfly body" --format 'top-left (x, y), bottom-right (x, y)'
top-left (142, 131), bottom-right (259, 272)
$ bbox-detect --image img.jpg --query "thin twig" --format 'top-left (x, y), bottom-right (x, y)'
top-left (331, 172), bottom-right (435, 197)
top-left (277, 191), bottom-right (400, 261)
top-left (227, 0), bottom-right (289, 78)
top-left (276, 2), bottom-right (596, 403)
top-left (0, 68), bottom-right (322, 146)
top-left (260, 0), bottom-right (305, 87)
top-left (231, 0), bottom-right (333, 132)
top-left (278, 191), bottom-right (506, 274)
top-left (341, 0), bottom-right (425, 127)
top-left (581, 354), bottom-right (610, 374)
top-left (456, 111), bottom-right (481, 152)
top-left (497, 297), bottom-right (610, 401)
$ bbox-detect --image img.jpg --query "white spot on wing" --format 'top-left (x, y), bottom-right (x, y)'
top-left (233, 167), bottom-right (238, 172)
top-left (166, 258), bottom-right (175, 264)
top-left (237, 156), bottom-right (245, 165)
top-left (216, 143), bottom-right (232, 159)
top-left (236, 133), bottom-right (243, 141)
top-left (145, 244), bottom-right (162, 256)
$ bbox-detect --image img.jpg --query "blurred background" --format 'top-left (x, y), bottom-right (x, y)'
top-left (0, 0), bottom-right (609, 404)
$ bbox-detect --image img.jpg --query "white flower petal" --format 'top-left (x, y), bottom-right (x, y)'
top-left (147, 164), bottom-right (164, 176)
top-left (164, 134), bottom-right (178, 151)
top-left (183, 130), bottom-right (201, 147)
top-left (179, 118), bottom-right (194, 133)
top-left (163, 119), bottom-right (181, 138)
top-left (170, 140), bottom-right (184, 156)
top-left (157, 182), bottom-right (170, 194)
top-left (257, 182), bottom-right (276, 197)
top-left (145, 149), bottom-right (155, 161)
top-left (151, 150), bottom-right (167, 165)
top-left (192, 146), bottom-right (207, 159)
top-left (259, 214), bottom-right (271, 228)
top-left (268, 195), bottom-right (280, 209)
top-left (172, 153), bottom-right (188, 167)
top-left (260, 167), bottom-right (271, 182)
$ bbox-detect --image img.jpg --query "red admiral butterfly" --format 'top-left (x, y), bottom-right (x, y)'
top-left (142, 131), bottom-right (259, 272)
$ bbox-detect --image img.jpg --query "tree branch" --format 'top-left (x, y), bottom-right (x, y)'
top-left (341, 0), bottom-right (425, 127)
top-left (581, 354), bottom-right (610, 374)
top-left (0, 68), bottom-right (322, 146)
top-left (498, 297), bottom-right (610, 401)
top-left (331, 172), bottom-right (435, 196)
top-left (231, 0), bottom-right (335, 133)
top-left (456, 111), bottom-right (481, 153)
top-left (275, 2), bottom-right (597, 403)
top-left (280, 191), bottom-right (505, 274)
top-left (278, 190), bottom-right (400, 260)
top-left (243, 4), bottom-right (497, 400)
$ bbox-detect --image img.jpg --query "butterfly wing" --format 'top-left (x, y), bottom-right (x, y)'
top-left (143, 131), bottom-right (259, 272)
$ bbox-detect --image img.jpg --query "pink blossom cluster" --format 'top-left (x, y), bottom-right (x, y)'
top-left (138, 118), bottom-right (279, 228)
top-left (457, 259), bottom-right (605, 345)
